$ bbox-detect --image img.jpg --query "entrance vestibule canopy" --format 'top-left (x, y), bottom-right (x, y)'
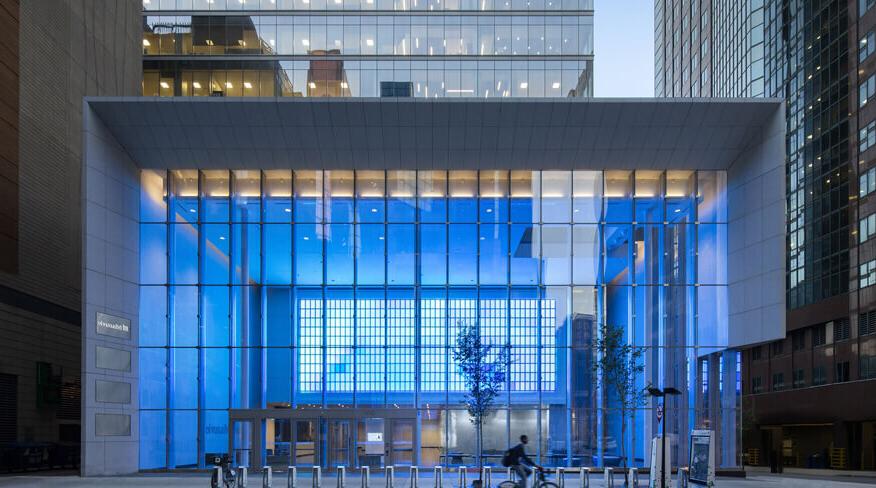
top-left (229, 408), bottom-right (419, 469)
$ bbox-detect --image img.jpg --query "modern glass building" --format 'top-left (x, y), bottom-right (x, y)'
top-left (80, 98), bottom-right (785, 475)
top-left (140, 0), bottom-right (593, 97)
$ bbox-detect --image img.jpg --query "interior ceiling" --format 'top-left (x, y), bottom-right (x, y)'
top-left (86, 97), bottom-right (783, 170)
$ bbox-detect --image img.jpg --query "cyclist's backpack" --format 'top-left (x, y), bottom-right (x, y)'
top-left (501, 449), bottom-right (513, 467)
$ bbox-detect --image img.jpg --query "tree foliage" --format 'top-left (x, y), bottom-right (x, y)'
top-left (453, 320), bottom-right (510, 482)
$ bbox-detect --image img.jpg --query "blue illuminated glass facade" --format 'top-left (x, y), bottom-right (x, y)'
top-left (138, 168), bottom-right (735, 470)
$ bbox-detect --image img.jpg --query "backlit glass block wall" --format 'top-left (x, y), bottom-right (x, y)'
top-left (137, 169), bottom-right (736, 469)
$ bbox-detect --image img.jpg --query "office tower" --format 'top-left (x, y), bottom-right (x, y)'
top-left (655, 0), bottom-right (876, 471)
top-left (0, 0), bottom-right (141, 472)
top-left (141, 0), bottom-right (594, 98)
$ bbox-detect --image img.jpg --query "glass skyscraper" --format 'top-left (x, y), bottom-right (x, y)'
top-left (141, 0), bottom-right (593, 97)
top-left (136, 168), bottom-right (732, 470)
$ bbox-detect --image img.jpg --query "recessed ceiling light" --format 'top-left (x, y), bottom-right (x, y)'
top-left (366, 38), bottom-right (374, 47)
top-left (302, 39), bottom-right (310, 46)
top-left (160, 81), bottom-right (169, 89)
top-left (142, 39), bottom-right (151, 47)
top-left (308, 82), bottom-right (316, 89)
top-left (284, 208), bottom-right (291, 212)
top-left (520, 82), bottom-right (528, 89)
top-left (226, 82), bottom-right (233, 88)
top-left (193, 82), bottom-right (201, 89)
top-left (244, 82), bottom-right (253, 89)
top-left (341, 81), bottom-right (349, 89)
top-left (552, 82), bottom-right (560, 89)
top-left (205, 39), bottom-right (214, 46)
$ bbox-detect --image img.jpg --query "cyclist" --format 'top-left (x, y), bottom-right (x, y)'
top-left (504, 435), bottom-right (543, 488)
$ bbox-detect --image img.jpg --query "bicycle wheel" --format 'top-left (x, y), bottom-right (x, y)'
top-left (538, 481), bottom-right (559, 488)
top-left (497, 481), bottom-right (518, 488)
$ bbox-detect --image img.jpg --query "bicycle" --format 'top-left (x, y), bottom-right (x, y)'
top-left (497, 467), bottom-right (559, 488)
top-left (209, 454), bottom-right (238, 488)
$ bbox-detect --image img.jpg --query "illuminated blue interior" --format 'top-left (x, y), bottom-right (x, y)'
top-left (137, 169), bottom-right (738, 470)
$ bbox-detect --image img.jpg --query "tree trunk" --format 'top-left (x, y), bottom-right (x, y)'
top-left (621, 410), bottom-right (628, 487)
top-left (477, 418), bottom-right (483, 484)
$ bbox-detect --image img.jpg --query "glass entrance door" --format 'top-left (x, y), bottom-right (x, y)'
top-left (231, 419), bottom-right (260, 468)
top-left (293, 419), bottom-right (319, 466)
top-left (266, 418), bottom-right (292, 468)
top-left (327, 419), bottom-right (353, 467)
top-left (358, 418), bottom-right (386, 468)
top-left (388, 419), bottom-right (415, 466)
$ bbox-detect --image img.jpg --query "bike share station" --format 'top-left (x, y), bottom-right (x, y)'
top-left (213, 419), bottom-right (718, 488)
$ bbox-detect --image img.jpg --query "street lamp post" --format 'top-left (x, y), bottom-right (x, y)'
top-left (647, 386), bottom-right (682, 488)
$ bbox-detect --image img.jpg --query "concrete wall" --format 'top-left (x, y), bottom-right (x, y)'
top-left (726, 106), bottom-right (787, 347)
top-left (81, 103), bottom-right (140, 476)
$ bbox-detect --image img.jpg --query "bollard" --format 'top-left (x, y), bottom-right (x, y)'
top-left (628, 467), bottom-right (638, 488)
top-left (457, 466), bottom-right (466, 488)
top-left (602, 467), bottom-right (612, 488)
top-left (240, 466), bottom-right (249, 488)
top-left (361, 466), bottom-right (370, 488)
top-left (411, 466), bottom-right (419, 488)
top-left (578, 467), bottom-right (589, 488)
top-left (386, 466), bottom-right (395, 488)
top-left (337, 466), bottom-right (346, 488)
top-left (313, 466), bottom-right (322, 488)
top-left (433, 466), bottom-right (443, 488)
top-left (288, 467), bottom-right (298, 488)
top-left (554, 467), bottom-right (563, 488)
top-left (263, 466), bottom-right (273, 488)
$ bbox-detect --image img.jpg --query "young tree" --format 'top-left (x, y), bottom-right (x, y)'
top-left (592, 322), bottom-right (647, 485)
top-left (453, 320), bottom-right (510, 488)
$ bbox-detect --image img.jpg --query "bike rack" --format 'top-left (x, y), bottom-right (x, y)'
top-left (578, 467), bottom-right (590, 488)
top-left (263, 466), bottom-right (273, 488)
top-left (386, 465), bottom-right (395, 488)
top-left (215, 466), bottom-right (224, 485)
top-left (433, 466), bottom-right (443, 488)
top-left (480, 467), bottom-right (491, 488)
top-left (628, 467), bottom-right (638, 488)
top-left (337, 466), bottom-right (346, 488)
top-left (240, 466), bottom-right (249, 488)
top-left (554, 467), bottom-right (563, 488)
top-left (457, 466), bottom-right (466, 488)
top-left (361, 466), bottom-right (370, 488)
top-left (602, 467), bottom-right (613, 488)
top-left (506, 467), bottom-right (512, 484)
top-left (410, 466), bottom-right (419, 488)
top-left (287, 466), bottom-right (297, 488)
top-left (313, 466), bottom-right (322, 488)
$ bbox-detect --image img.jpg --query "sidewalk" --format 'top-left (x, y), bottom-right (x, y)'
top-left (2, 471), bottom-right (876, 488)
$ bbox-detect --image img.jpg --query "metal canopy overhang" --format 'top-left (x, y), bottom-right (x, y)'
top-left (85, 97), bottom-right (783, 170)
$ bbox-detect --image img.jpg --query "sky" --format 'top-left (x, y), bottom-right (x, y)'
top-left (594, 0), bottom-right (655, 97)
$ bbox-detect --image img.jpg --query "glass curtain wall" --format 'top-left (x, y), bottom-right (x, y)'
top-left (141, 0), bottom-right (594, 98)
top-left (138, 169), bottom-right (731, 470)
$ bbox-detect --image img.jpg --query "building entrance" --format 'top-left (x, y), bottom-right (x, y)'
top-left (229, 408), bottom-right (419, 469)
